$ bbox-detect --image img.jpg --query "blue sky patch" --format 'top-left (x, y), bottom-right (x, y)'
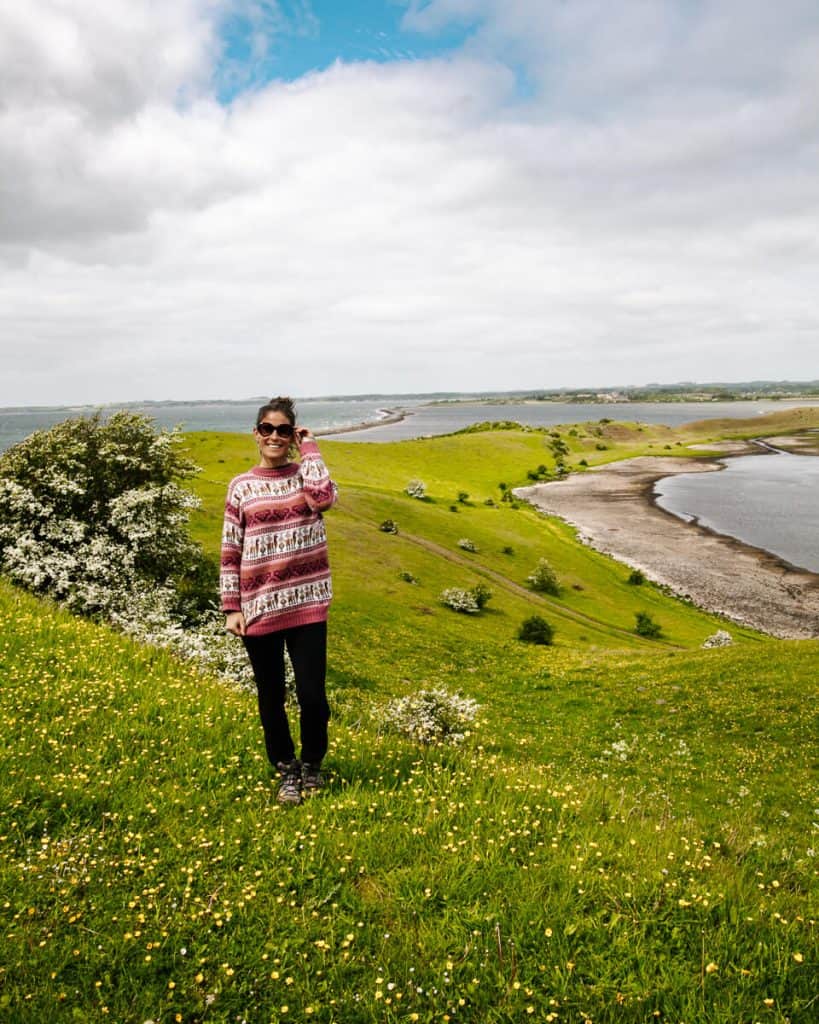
top-left (214, 0), bottom-right (475, 102)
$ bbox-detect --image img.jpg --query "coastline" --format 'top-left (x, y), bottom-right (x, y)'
top-left (314, 407), bottom-right (410, 438)
top-left (515, 444), bottom-right (819, 639)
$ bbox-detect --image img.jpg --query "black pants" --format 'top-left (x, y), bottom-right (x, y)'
top-left (242, 621), bottom-right (330, 767)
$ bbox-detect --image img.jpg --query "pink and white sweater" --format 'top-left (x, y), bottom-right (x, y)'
top-left (219, 440), bottom-right (337, 636)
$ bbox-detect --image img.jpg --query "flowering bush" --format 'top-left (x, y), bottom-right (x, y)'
top-left (702, 629), bottom-right (733, 649)
top-left (377, 688), bottom-right (480, 745)
top-left (457, 538), bottom-right (477, 552)
top-left (405, 479), bottom-right (427, 499)
top-left (0, 412), bottom-right (208, 619)
top-left (526, 558), bottom-right (560, 596)
top-left (440, 588), bottom-right (480, 614)
top-left (109, 593), bottom-right (259, 691)
top-left (379, 519), bottom-right (399, 534)
top-left (0, 413), bottom-right (277, 693)
top-left (398, 570), bottom-right (418, 584)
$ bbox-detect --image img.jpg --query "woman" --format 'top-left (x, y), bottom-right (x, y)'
top-left (221, 396), bottom-right (337, 805)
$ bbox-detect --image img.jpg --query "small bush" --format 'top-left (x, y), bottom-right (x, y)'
top-left (518, 615), bottom-right (554, 645)
top-left (471, 583), bottom-right (493, 609)
top-left (501, 545), bottom-right (514, 556)
top-left (457, 490), bottom-right (470, 504)
top-left (596, 442), bottom-right (608, 451)
top-left (702, 630), bottom-right (733, 649)
top-left (379, 519), bottom-right (398, 534)
top-left (635, 611), bottom-right (663, 638)
top-left (627, 569), bottom-right (645, 585)
top-left (440, 588), bottom-right (480, 614)
top-left (398, 570), bottom-right (418, 584)
top-left (458, 538), bottom-right (477, 552)
top-left (378, 688), bottom-right (480, 745)
top-left (526, 558), bottom-right (560, 596)
top-left (405, 479), bottom-right (426, 499)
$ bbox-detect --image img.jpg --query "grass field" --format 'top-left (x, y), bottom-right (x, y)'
top-left (1, 409), bottom-right (817, 1023)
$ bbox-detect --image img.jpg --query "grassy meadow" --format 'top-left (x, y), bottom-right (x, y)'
top-left (1, 408), bottom-right (817, 1022)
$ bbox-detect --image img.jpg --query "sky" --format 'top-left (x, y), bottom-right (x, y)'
top-left (1, 0), bottom-right (817, 406)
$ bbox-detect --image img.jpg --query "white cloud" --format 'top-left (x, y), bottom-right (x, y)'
top-left (1, 1), bottom-right (818, 405)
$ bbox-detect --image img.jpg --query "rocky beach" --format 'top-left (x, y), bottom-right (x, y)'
top-left (515, 444), bottom-right (819, 639)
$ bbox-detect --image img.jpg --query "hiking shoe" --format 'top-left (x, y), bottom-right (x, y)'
top-left (301, 762), bottom-right (325, 794)
top-left (276, 760), bottom-right (302, 805)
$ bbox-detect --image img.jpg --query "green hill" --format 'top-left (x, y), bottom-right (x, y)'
top-left (1, 413), bottom-right (817, 1022)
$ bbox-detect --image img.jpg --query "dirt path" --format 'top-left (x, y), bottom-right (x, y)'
top-left (515, 456), bottom-right (819, 639)
top-left (339, 504), bottom-right (679, 648)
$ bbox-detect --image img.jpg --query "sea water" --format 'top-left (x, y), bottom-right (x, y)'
top-left (3, 397), bottom-right (817, 453)
top-left (323, 399), bottom-right (819, 441)
top-left (654, 447), bottom-right (819, 573)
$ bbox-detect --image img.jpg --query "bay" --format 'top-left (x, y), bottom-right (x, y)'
top-left (654, 448), bottom-right (819, 573)
top-left (3, 397), bottom-right (818, 454)
top-left (324, 399), bottom-right (819, 441)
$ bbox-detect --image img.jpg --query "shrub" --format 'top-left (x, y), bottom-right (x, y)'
top-left (440, 588), bottom-right (479, 613)
top-left (526, 558), bottom-right (560, 596)
top-left (501, 545), bottom-right (514, 556)
top-left (458, 537), bottom-right (477, 552)
top-left (596, 442), bottom-right (608, 451)
top-left (471, 583), bottom-right (493, 609)
top-left (398, 570), bottom-right (418, 584)
top-left (379, 519), bottom-right (398, 534)
top-left (0, 412), bottom-right (204, 619)
top-left (635, 611), bottom-right (663, 638)
top-left (702, 629), bottom-right (733, 649)
top-left (518, 615), bottom-right (555, 645)
top-left (627, 569), bottom-right (645, 585)
top-left (457, 490), bottom-right (470, 504)
top-left (405, 479), bottom-right (426, 499)
top-left (378, 688), bottom-right (480, 745)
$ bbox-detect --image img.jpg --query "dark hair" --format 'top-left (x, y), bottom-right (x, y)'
top-left (256, 396), bottom-right (296, 426)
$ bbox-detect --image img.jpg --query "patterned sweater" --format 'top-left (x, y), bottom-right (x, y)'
top-left (219, 440), bottom-right (337, 635)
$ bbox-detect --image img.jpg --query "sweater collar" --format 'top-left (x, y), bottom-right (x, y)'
top-left (250, 463), bottom-right (297, 477)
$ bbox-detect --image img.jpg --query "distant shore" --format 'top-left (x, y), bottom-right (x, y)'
top-left (515, 440), bottom-right (819, 639)
top-left (314, 407), bottom-right (409, 437)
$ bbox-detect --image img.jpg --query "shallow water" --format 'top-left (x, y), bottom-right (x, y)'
top-left (654, 449), bottom-right (819, 573)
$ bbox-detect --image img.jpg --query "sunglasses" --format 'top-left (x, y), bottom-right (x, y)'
top-left (256, 422), bottom-right (294, 438)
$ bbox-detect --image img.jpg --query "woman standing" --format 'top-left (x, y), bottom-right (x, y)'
top-left (221, 397), bottom-right (337, 805)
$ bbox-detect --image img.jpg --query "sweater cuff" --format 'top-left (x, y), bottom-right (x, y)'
top-left (299, 439), bottom-right (321, 457)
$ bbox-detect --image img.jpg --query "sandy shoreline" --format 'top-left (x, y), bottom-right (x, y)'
top-left (515, 445), bottom-right (819, 639)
